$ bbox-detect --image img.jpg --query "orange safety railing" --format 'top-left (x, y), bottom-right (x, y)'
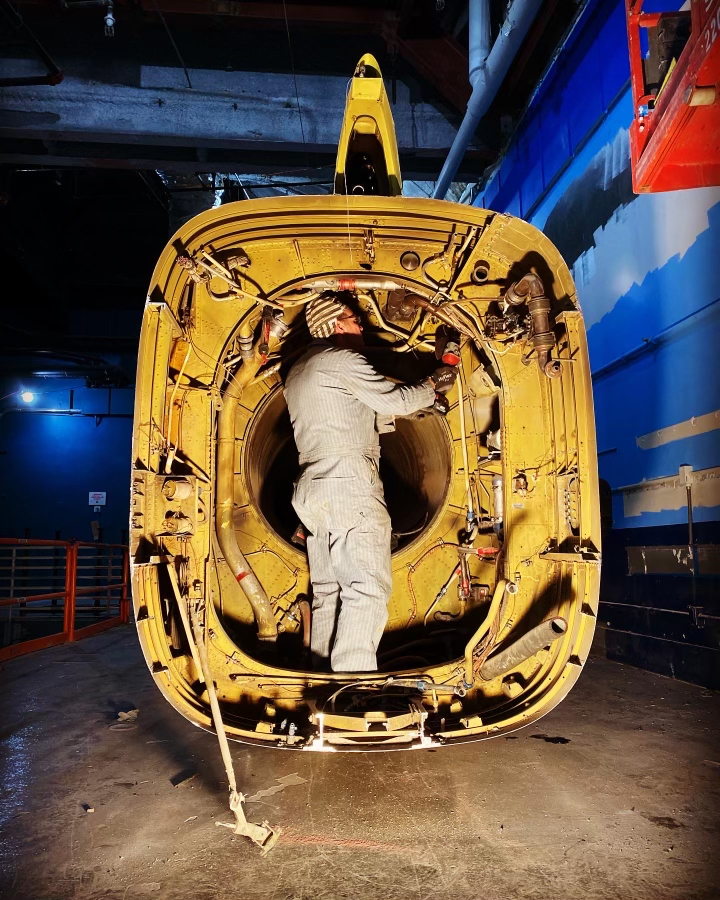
top-left (0, 538), bottom-right (130, 662)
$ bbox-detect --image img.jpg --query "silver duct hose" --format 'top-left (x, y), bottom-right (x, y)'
top-left (480, 616), bottom-right (568, 680)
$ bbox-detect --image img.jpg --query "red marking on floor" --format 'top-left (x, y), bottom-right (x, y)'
top-left (280, 828), bottom-right (405, 852)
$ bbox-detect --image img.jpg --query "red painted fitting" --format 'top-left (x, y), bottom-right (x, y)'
top-left (442, 350), bottom-right (461, 366)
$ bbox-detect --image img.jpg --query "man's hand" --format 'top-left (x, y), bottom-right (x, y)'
top-left (429, 365), bottom-right (458, 394)
top-left (432, 393), bottom-right (450, 416)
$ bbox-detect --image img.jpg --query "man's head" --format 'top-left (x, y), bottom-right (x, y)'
top-left (305, 293), bottom-right (363, 348)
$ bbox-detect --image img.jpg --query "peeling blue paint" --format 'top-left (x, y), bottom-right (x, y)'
top-left (476, 0), bottom-right (720, 531)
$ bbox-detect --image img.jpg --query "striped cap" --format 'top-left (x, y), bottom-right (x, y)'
top-left (305, 293), bottom-right (346, 338)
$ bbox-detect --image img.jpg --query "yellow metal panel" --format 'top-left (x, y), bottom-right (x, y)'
top-left (130, 58), bottom-right (600, 751)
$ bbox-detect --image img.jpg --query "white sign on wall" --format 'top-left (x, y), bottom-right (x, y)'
top-left (88, 491), bottom-right (107, 506)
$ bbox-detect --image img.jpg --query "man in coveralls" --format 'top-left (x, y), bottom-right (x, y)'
top-left (284, 293), bottom-right (457, 672)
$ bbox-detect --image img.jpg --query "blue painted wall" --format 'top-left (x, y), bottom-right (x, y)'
top-left (473, 0), bottom-right (720, 687)
top-left (475, 0), bottom-right (720, 531)
top-left (0, 381), bottom-right (133, 543)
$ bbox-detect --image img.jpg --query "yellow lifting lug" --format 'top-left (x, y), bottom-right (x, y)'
top-left (334, 53), bottom-right (402, 197)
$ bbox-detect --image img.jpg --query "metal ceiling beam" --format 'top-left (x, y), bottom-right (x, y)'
top-left (395, 35), bottom-right (471, 112)
top-left (135, 0), bottom-right (381, 23)
top-left (0, 0), bottom-right (63, 86)
top-left (0, 61), bottom-right (459, 157)
top-left (11, 0), bottom-right (475, 111)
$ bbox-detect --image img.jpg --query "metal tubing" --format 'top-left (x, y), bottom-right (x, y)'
top-left (273, 277), bottom-right (474, 344)
top-left (272, 276), bottom-right (439, 310)
top-left (188, 604), bottom-right (238, 792)
top-left (409, 295), bottom-right (464, 331)
top-left (66, 543), bottom-right (77, 641)
top-left (295, 595), bottom-right (312, 649)
top-left (506, 273), bottom-right (559, 375)
top-left (456, 368), bottom-right (474, 523)
top-left (299, 277), bottom-right (403, 292)
top-left (0, 581), bottom-right (126, 606)
top-left (0, 589), bottom-right (65, 607)
top-left (187, 603), bottom-right (279, 851)
top-left (0, 540), bottom-right (130, 662)
top-left (433, 0), bottom-right (544, 199)
top-left (464, 578), bottom-right (507, 683)
top-left (62, 543), bottom-right (74, 638)
top-left (491, 474), bottom-right (503, 532)
top-left (0, 538), bottom-right (69, 546)
top-left (215, 316), bottom-right (277, 642)
top-left (480, 616), bottom-right (568, 681)
top-left (469, 0), bottom-right (491, 87)
top-left (165, 560), bottom-right (205, 683)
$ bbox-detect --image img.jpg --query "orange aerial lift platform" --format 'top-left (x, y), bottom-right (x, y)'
top-left (627, 0), bottom-right (720, 192)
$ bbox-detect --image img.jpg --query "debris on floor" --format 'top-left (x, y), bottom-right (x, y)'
top-left (5, 628), bottom-right (719, 897)
top-left (245, 773), bottom-right (308, 803)
top-left (108, 709), bottom-right (139, 731)
top-left (171, 769), bottom-right (198, 789)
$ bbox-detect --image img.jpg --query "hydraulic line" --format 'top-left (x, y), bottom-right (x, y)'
top-left (215, 310), bottom-right (278, 641)
top-left (423, 564), bottom-right (461, 626)
top-left (358, 290), bottom-right (416, 341)
top-left (164, 340), bottom-right (192, 474)
top-left (463, 578), bottom-right (510, 684)
top-left (269, 275), bottom-right (473, 336)
top-left (456, 367), bottom-right (475, 529)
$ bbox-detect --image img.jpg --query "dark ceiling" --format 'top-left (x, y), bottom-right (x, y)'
top-left (0, 0), bottom-right (582, 384)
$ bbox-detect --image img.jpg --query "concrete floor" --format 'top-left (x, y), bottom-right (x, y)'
top-left (1, 627), bottom-right (719, 900)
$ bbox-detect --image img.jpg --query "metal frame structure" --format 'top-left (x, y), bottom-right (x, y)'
top-left (627, 0), bottom-right (720, 192)
top-left (130, 55), bottom-right (600, 755)
top-left (0, 538), bottom-right (130, 662)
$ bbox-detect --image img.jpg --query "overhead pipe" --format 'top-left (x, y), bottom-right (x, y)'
top-left (278, 277), bottom-right (463, 332)
top-left (432, 0), bottom-right (544, 200)
top-left (468, 0), bottom-right (491, 87)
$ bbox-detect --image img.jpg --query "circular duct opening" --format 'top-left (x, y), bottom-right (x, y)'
top-left (243, 386), bottom-right (452, 553)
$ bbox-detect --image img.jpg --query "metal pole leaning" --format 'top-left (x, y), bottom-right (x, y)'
top-left (67, 542), bottom-right (78, 642)
top-left (62, 542), bottom-right (74, 640)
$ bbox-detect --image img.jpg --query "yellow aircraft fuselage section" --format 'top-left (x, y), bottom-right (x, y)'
top-left (130, 194), bottom-right (600, 751)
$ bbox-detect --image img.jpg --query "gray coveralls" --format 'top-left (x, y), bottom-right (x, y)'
top-left (284, 340), bottom-right (435, 671)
